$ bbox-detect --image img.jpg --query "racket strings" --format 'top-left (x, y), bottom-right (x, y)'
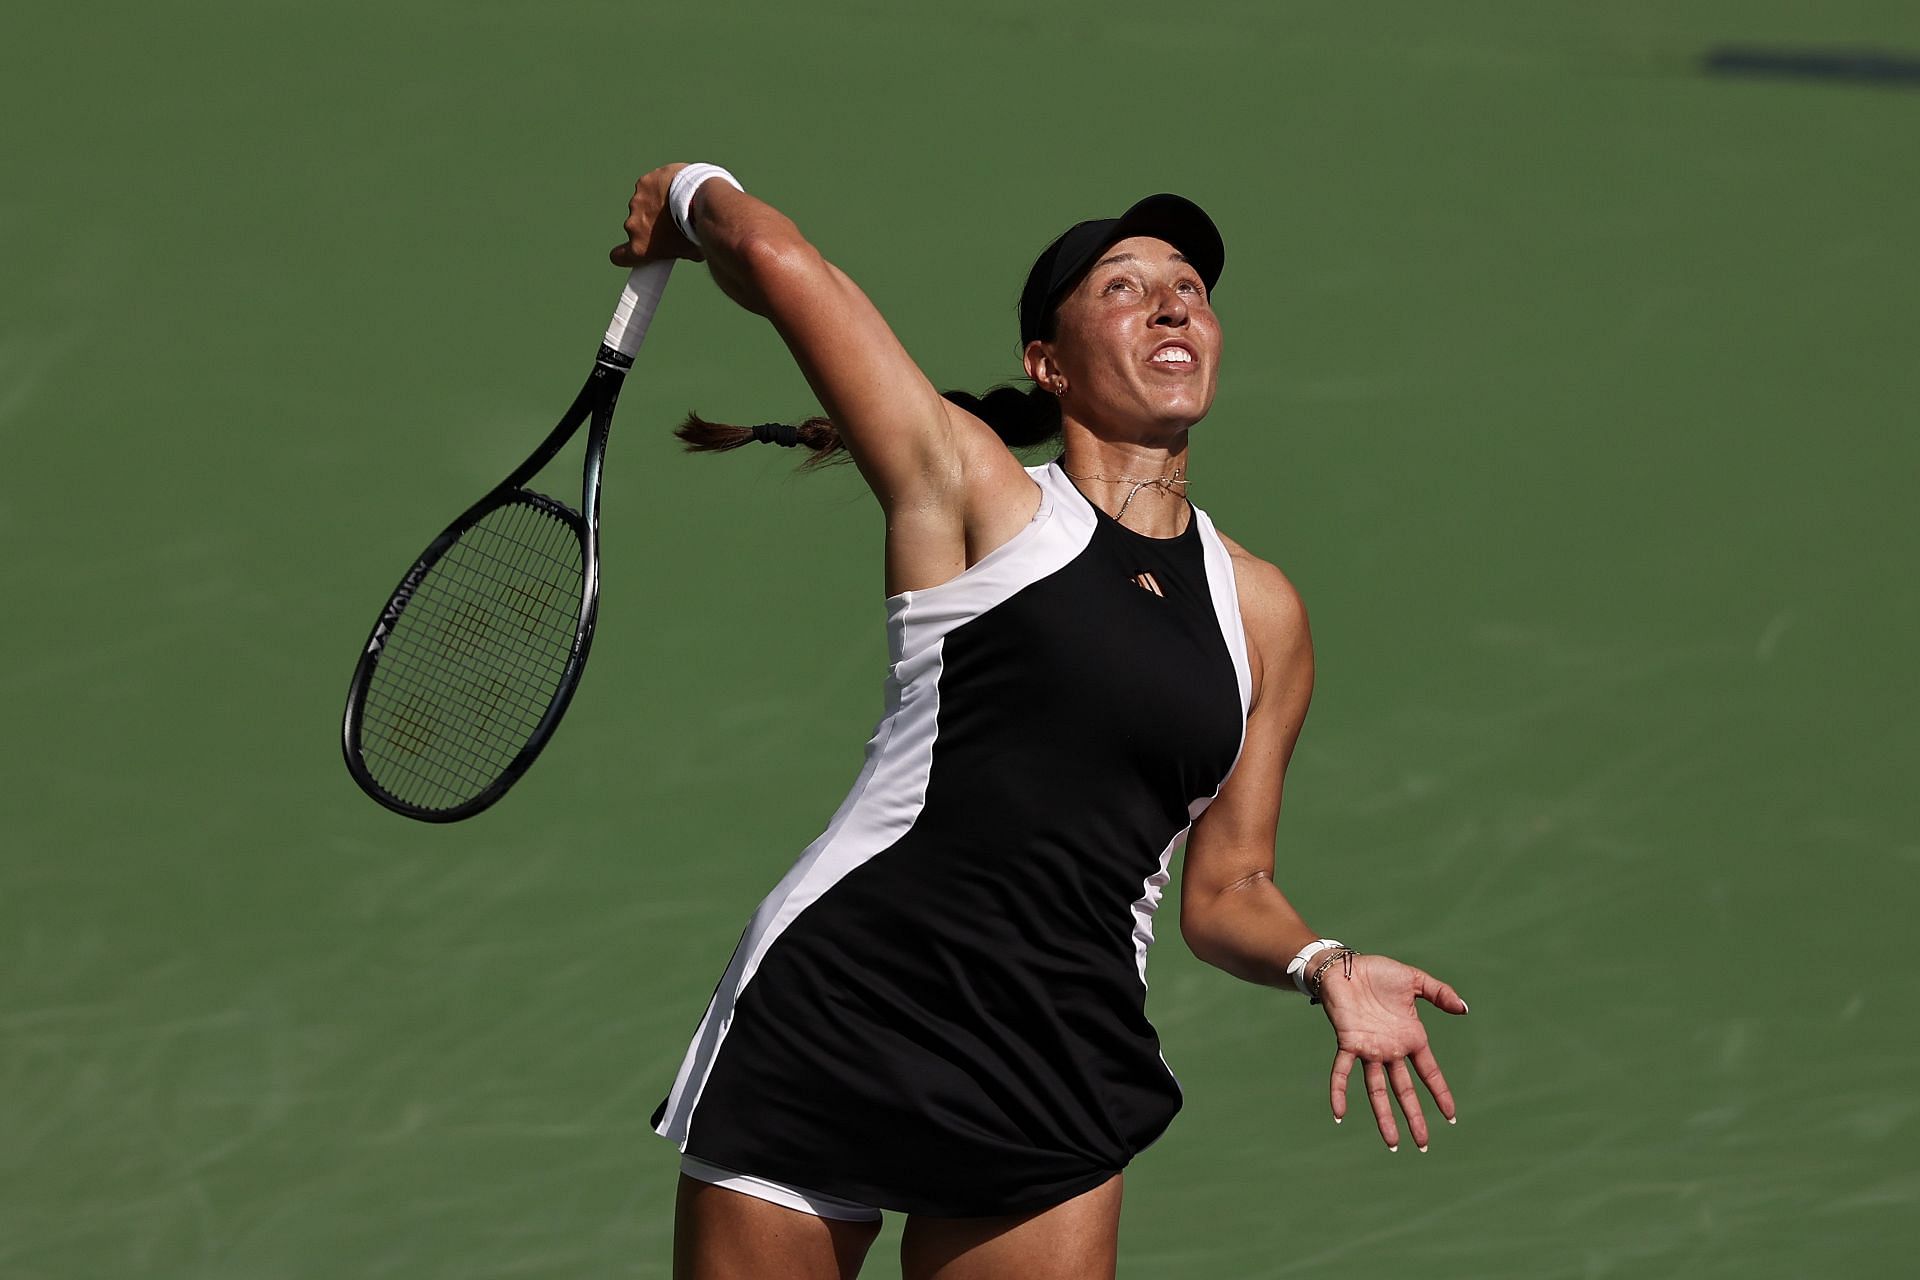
top-left (363, 522), bottom-right (579, 804)
top-left (383, 502), bottom-right (581, 764)
top-left (364, 592), bottom-right (572, 800)
top-left (356, 496), bottom-right (587, 810)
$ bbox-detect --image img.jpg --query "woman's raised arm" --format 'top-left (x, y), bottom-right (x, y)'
top-left (610, 165), bottom-right (1036, 592)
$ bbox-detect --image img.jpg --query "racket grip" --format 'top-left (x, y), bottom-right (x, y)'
top-left (604, 260), bottom-right (675, 357)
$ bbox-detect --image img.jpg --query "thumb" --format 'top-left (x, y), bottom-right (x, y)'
top-left (1414, 968), bottom-right (1470, 1016)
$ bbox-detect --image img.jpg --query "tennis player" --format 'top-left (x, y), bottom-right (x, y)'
top-left (611, 163), bottom-right (1469, 1280)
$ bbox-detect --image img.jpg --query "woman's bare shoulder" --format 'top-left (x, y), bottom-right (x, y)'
top-left (1215, 531), bottom-right (1307, 631)
top-left (1213, 530), bottom-right (1312, 693)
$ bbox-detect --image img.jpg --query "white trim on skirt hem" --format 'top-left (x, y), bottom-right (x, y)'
top-left (680, 1154), bottom-right (884, 1223)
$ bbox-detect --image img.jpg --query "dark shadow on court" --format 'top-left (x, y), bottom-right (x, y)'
top-left (1703, 45), bottom-right (1920, 87)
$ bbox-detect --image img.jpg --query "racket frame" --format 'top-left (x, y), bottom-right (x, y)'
top-left (341, 345), bottom-right (633, 822)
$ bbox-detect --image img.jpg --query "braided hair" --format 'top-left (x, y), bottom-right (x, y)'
top-left (675, 382), bottom-right (1061, 468)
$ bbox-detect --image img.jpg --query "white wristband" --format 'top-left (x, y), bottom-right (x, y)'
top-left (669, 163), bottom-right (744, 249)
top-left (1286, 938), bottom-right (1345, 996)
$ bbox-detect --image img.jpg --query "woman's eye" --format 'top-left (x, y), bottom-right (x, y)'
top-left (1102, 277), bottom-right (1136, 295)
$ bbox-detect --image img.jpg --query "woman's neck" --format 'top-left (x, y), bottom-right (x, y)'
top-left (1056, 431), bottom-right (1193, 537)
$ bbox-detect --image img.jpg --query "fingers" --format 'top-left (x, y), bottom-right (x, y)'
top-left (609, 169), bottom-right (679, 269)
top-left (1364, 1059), bottom-right (1399, 1151)
top-left (1410, 1045), bottom-right (1457, 1125)
top-left (1341, 1049), bottom-right (1454, 1151)
top-left (1389, 1057), bottom-right (1428, 1151)
top-left (1413, 967), bottom-right (1470, 1015)
top-left (614, 206), bottom-right (655, 267)
top-left (1329, 1049), bottom-right (1354, 1123)
top-left (609, 235), bottom-right (700, 268)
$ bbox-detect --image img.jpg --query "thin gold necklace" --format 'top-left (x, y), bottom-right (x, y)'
top-left (1060, 464), bottom-right (1189, 523)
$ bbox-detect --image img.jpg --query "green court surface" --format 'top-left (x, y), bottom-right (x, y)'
top-left (5, 2), bottom-right (1917, 1275)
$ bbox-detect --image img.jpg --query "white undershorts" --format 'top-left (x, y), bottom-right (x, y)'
top-left (679, 1154), bottom-right (884, 1223)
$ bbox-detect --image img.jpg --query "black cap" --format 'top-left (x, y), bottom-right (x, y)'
top-left (1017, 193), bottom-right (1225, 347)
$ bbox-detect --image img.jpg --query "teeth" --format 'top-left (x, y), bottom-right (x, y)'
top-left (1152, 348), bottom-right (1193, 363)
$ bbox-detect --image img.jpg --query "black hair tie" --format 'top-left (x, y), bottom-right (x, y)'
top-left (752, 422), bottom-right (802, 448)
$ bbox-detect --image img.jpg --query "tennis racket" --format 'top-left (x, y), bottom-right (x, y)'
top-left (341, 260), bottom-right (675, 822)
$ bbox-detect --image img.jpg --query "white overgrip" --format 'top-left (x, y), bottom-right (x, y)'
top-left (603, 260), bottom-right (675, 357)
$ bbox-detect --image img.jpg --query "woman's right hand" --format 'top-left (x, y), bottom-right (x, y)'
top-left (609, 164), bottom-right (705, 266)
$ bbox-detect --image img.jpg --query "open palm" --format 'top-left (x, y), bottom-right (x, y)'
top-left (1318, 952), bottom-right (1468, 1151)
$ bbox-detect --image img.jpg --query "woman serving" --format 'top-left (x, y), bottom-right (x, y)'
top-left (611, 164), bottom-right (1468, 1280)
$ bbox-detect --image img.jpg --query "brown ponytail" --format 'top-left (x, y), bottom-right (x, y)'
top-left (674, 383), bottom-right (1062, 469)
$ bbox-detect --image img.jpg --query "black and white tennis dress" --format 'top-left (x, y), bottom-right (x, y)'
top-left (652, 459), bottom-right (1253, 1217)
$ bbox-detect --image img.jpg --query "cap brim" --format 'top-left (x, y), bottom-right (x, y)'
top-left (1102, 194), bottom-right (1224, 292)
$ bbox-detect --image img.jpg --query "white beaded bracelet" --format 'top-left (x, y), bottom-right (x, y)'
top-left (1286, 938), bottom-right (1345, 996)
top-left (669, 163), bottom-right (744, 249)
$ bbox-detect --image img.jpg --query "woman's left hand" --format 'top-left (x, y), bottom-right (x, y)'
top-left (1318, 953), bottom-right (1468, 1151)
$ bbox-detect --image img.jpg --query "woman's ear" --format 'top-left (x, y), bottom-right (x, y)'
top-left (1023, 340), bottom-right (1065, 396)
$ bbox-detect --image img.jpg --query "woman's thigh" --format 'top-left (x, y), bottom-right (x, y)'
top-left (898, 1174), bottom-right (1123, 1280)
top-left (673, 1175), bottom-right (882, 1280)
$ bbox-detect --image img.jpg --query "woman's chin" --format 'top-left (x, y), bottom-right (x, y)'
top-left (1148, 393), bottom-right (1213, 433)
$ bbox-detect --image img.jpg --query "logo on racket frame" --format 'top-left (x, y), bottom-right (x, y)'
top-left (366, 559), bottom-right (434, 654)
